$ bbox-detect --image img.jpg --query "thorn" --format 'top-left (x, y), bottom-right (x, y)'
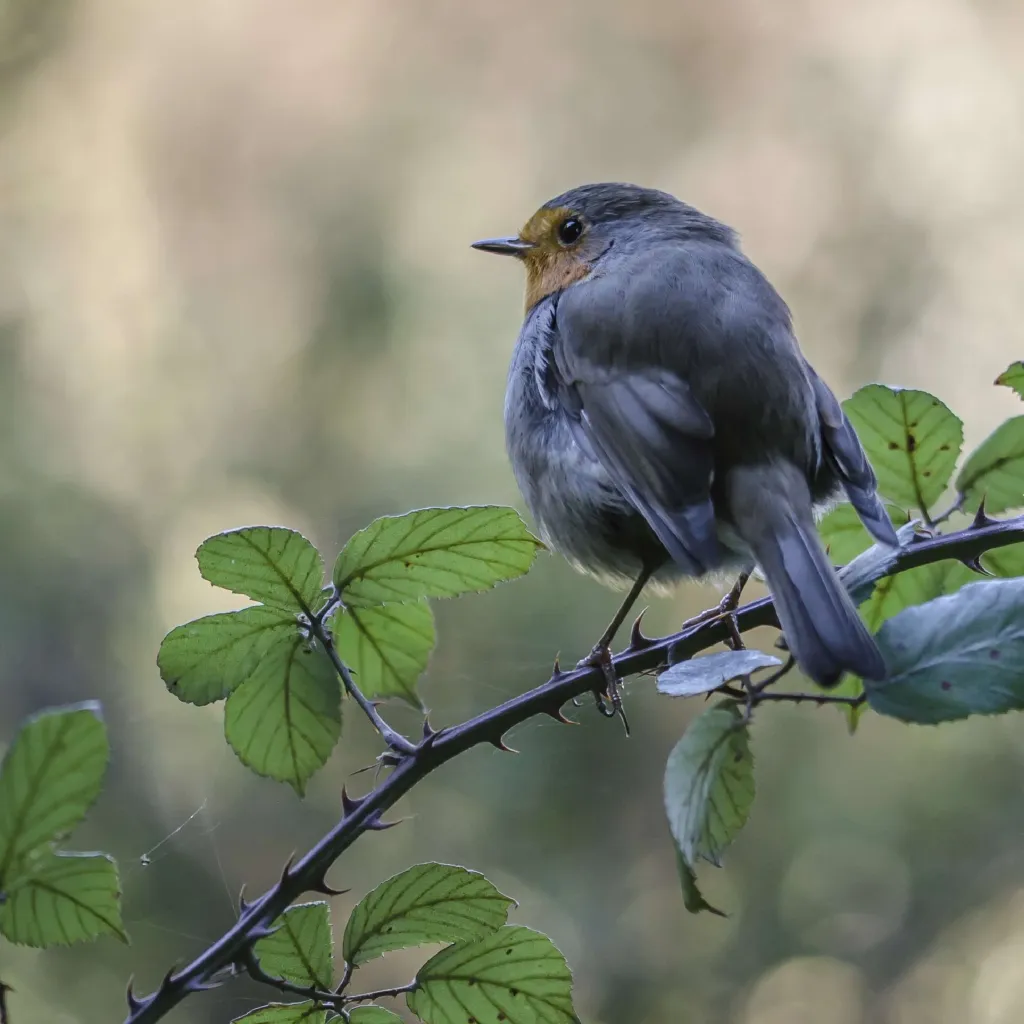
top-left (276, 854), bottom-right (296, 887)
top-left (421, 717), bottom-right (437, 739)
top-left (341, 786), bottom-right (365, 816)
top-left (126, 978), bottom-right (145, 1013)
top-left (961, 555), bottom-right (995, 576)
top-left (186, 977), bottom-right (223, 993)
top-left (310, 874), bottom-right (350, 897)
top-left (972, 498), bottom-right (998, 529)
top-left (628, 608), bottom-right (653, 650)
top-left (238, 885), bottom-right (250, 914)
top-left (248, 924), bottom-right (280, 941)
top-left (543, 704), bottom-right (577, 725)
top-left (551, 654), bottom-right (564, 679)
top-left (489, 735), bottom-right (519, 754)
top-left (157, 965), bottom-right (179, 992)
top-left (366, 816), bottom-right (405, 831)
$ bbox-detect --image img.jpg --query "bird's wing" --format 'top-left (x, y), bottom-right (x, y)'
top-left (806, 365), bottom-right (898, 546)
top-left (549, 293), bottom-right (722, 577)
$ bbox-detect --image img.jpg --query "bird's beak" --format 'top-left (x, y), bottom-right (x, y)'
top-left (471, 236), bottom-right (536, 257)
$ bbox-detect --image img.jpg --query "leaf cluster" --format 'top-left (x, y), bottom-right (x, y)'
top-left (236, 862), bottom-right (579, 1024)
top-left (661, 364), bottom-right (1024, 911)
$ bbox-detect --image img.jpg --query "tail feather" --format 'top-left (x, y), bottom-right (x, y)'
top-left (727, 463), bottom-right (887, 686)
top-left (758, 511), bottom-right (886, 684)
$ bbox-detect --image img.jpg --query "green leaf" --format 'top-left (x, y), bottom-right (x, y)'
top-left (675, 851), bottom-right (725, 918)
top-left (832, 560), bottom-right (975, 731)
top-left (349, 1009), bottom-right (405, 1024)
top-left (663, 702), bottom-right (754, 869)
top-left (158, 607), bottom-right (300, 706)
top-left (224, 637), bottom-right (341, 795)
top-left (253, 901), bottom-right (333, 989)
top-left (859, 561), bottom-right (975, 634)
top-left (232, 1003), bottom-right (326, 1024)
top-left (657, 650), bottom-right (781, 698)
top-left (842, 385), bottom-right (963, 512)
top-left (996, 361), bottom-right (1024, 400)
top-left (343, 862), bottom-right (515, 966)
top-left (331, 600), bottom-right (435, 708)
top-left (0, 851), bottom-right (126, 946)
top-left (867, 578), bottom-right (1024, 723)
top-left (818, 503), bottom-right (910, 565)
top-left (197, 527), bottom-right (325, 613)
top-left (407, 925), bottom-right (579, 1024)
top-left (334, 507), bottom-right (543, 606)
top-left (0, 703), bottom-right (108, 882)
top-left (956, 416), bottom-right (1024, 513)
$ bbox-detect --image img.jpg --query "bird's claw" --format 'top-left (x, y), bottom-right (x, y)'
top-left (577, 645), bottom-right (630, 735)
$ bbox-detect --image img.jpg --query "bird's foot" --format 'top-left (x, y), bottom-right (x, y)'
top-left (678, 570), bottom-right (751, 650)
top-left (576, 644), bottom-right (630, 736)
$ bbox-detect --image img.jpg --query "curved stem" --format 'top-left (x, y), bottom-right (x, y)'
top-left (310, 614), bottom-right (417, 756)
top-left (124, 512), bottom-right (1024, 1024)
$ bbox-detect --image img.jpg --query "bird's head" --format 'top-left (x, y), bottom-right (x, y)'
top-left (472, 182), bottom-right (734, 310)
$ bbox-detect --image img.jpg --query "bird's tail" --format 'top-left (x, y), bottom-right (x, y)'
top-left (726, 463), bottom-right (886, 686)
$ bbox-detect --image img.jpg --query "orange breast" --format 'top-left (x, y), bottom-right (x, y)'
top-left (524, 249), bottom-right (592, 310)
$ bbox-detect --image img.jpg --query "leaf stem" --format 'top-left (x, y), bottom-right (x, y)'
top-left (932, 492), bottom-right (967, 527)
top-left (309, 610), bottom-right (417, 756)
top-left (342, 981), bottom-right (418, 1004)
top-left (241, 951), bottom-right (343, 1006)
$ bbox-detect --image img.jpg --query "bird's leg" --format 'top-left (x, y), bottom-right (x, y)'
top-left (577, 565), bottom-right (653, 735)
top-left (677, 569), bottom-right (751, 636)
top-left (719, 570), bottom-right (750, 650)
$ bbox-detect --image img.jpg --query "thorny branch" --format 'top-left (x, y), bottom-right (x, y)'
top-left (124, 510), bottom-right (1024, 1024)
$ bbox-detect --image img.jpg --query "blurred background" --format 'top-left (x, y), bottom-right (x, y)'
top-left (3, 1), bottom-right (1024, 1021)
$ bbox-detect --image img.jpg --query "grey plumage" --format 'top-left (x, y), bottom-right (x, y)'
top-left (495, 183), bottom-right (897, 686)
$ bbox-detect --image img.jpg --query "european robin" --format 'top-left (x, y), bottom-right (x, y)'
top-left (473, 183), bottom-right (897, 715)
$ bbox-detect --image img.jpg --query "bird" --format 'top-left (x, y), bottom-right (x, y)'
top-left (472, 183), bottom-right (897, 716)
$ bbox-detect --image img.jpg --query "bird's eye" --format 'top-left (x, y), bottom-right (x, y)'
top-left (556, 217), bottom-right (583, 246)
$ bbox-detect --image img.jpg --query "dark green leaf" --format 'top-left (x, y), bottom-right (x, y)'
top-left (658, 650), bottom-right (781, 698)
top-left (197, 527), bottom-right (325, 613)
top-left (843, 385), bottom-right (962, 512)
top-left (996, 361), bottom-right (1024, 400)
top-left (232, 1003), bottom-right (326, 1024)
top-left (407, 925), bottom-right (579, 1024)
top-left (675, 851), bottom-right (725, 917)
top-left (0, 703), bottom-right (108, 882)
top-left (349, 1008), bottom-right (404, 1024)
top-left (0, 851), bottom-right (125, 946)
top-left (663, 702), bottom-right (754, 869)
top-left (860, 561), bottom-right (975, 634)
top-left (344, 862), bottom-right (514, 966)
top-left (334, 507), bottom-right (543, 606)
top-left (818, 503), bottom-right (910, 565)
top-left (867, 578), bottom-right (1024, 723)
top-left (956, 416), bottom-right (1024, 513)
top-left (224, 638), bottom-right (341, 795)
top-left (253, 902), bottom-right (333, 989)
top-left (331, 600), bottom-right (434, 708)
top-left (158, 607), bottom-right (299, 706)
top-left (834, 560), bottom-right (975, 731)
